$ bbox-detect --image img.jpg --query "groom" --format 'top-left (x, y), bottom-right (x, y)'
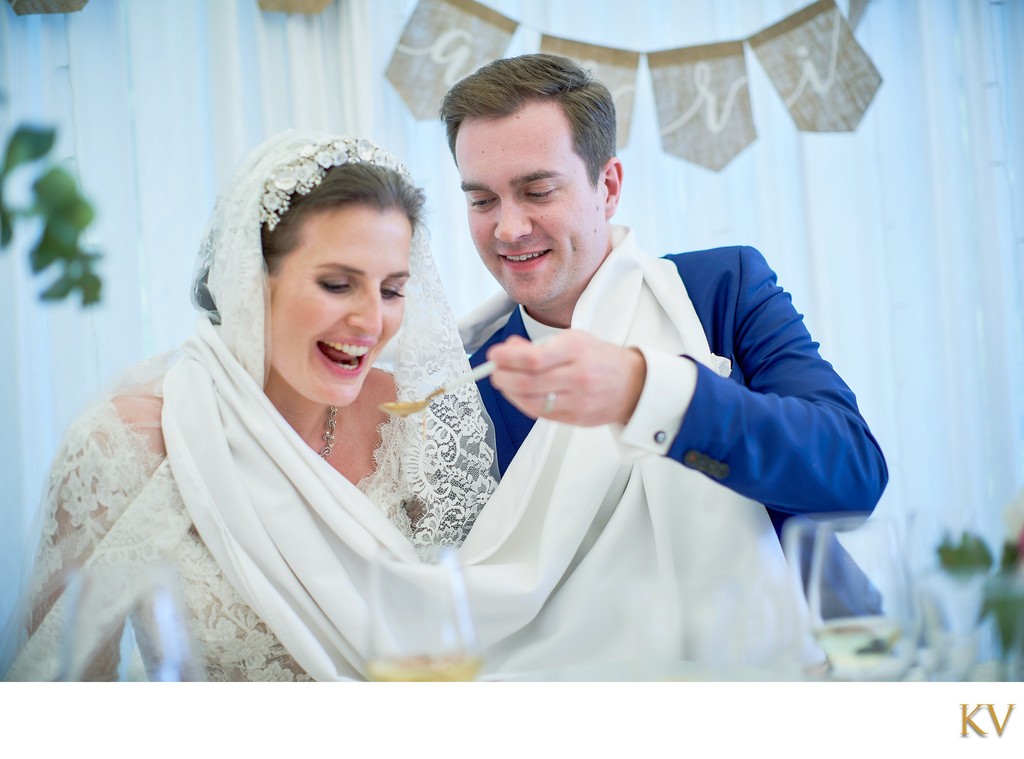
top-left (442, 53), bottom-right (887, 542)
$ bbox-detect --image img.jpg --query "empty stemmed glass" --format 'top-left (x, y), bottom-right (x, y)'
top-left (61, 563), bottom-right (202, 681)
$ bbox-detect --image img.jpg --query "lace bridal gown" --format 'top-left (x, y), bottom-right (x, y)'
top-left (14, 375), bottom-right (482, 681)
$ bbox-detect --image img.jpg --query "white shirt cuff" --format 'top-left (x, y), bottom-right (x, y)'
top-left (619, 348), bottom-right (698, 456)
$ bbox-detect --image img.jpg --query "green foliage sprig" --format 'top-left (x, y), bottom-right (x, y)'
top-left (937, 531), bottom-right (994, 575)
top-left (937, 529), bottom-right (1023, 658)
top-left (0, 125), bottom-right (102, 305)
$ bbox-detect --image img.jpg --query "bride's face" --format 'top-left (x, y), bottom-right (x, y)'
top-left (264, 204), bottom-right (411, 411)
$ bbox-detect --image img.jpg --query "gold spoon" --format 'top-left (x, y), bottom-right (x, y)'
top-left (379, 360), bottom-right (497, 417)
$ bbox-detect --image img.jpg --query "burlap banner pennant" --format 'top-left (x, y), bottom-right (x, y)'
top-left (748, 0), bottom-right (881, 132)
top-left (539, 36), bottom-right (640, 150)
top-left (256, 0), bottom-right (330, 13)
top-left (848, 0), bottom-right (869, 30)
top-left (386, 0), bottom-right (517, 120)
top-left (647, 41), bottom-right (756, 171)
top-left (8, 0), bottom-right (88, 12)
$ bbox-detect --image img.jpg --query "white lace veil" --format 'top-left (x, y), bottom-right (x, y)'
top-left (190, 130), bottom-right (497, 547)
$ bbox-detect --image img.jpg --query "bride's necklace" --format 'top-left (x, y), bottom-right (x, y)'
top-left (319, 405), bottom-right (337, 458)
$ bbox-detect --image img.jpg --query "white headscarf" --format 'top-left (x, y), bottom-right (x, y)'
top-left (159, 132), bottom-right (499, 679)
top-left (180, 130), bottom-right (497, 550)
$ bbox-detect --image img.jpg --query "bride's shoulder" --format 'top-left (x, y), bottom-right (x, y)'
top-left (65, 353), bottom-right (177, 461)
top-left (110, 394), bottom-right (166, 457)
top-left (109, 353), bottom-right (179, 458)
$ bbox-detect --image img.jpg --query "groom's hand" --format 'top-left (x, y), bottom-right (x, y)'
top-left (485, 331), bottom-right (646, 426)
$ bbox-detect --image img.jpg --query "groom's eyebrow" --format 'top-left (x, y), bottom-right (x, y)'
top-left (511, 170), bottom-right (560, 186)
top-left (461, 170), bottom-right (562, 193)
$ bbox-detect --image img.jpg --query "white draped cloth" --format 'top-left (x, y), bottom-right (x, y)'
top-left (453, 227), bottom-right (815, 674)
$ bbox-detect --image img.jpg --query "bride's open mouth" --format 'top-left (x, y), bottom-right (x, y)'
top-left (318, 340), bottom-right (369, 370)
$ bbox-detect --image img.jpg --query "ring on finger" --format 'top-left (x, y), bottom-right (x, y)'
top-left (542, 391), bottom-right (557, 415)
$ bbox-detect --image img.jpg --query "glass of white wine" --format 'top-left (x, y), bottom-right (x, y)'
top-left (783, 513), bottom-right (917, 681)
top-left (366, 545), bottom-right (482, 682)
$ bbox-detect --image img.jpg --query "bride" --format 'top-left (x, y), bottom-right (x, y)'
top-left (2, 131), bottom-right (498, 681)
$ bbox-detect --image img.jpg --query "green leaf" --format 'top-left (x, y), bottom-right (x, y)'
top-left (982, 575), bottom-right (1024, 656)
top-left (2, 121), bottom-right (104, 307)
top-left (938, 531), bottom-right (994, 575)
top-left (0, 206), bottom-right (11, 247)
top-left (30, 240), bottom-right (59, 272)
top-left (40, 215), bottom-right (82, 251)
top-left (65, 196), bottom-right (95, 230)
top-left (32, 166), bottom-right (78, 214)
top-left (1000, 542), bottom-right (1021, 573)
top-left (78, 271), bottom-right (102, 305)
top-left (30, 229), bottom-right (77, 274)
top-left (2, 125), bottom-right (56, 176)
top-left (40, 273), bottom-right (73, 301)
top-left (39, 257), bottom-right (103, 305)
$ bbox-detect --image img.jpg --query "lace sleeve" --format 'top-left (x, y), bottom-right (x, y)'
top-left (3, 388), bottom-right (168, 680)
top-left (34, 401), bottom-right (164, 620)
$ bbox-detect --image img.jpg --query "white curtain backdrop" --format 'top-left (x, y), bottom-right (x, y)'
top-left (1, 0), bottom-right (1022, 629)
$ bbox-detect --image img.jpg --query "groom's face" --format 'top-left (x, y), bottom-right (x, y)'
top-left (454, 100), bottom-right (619, 329)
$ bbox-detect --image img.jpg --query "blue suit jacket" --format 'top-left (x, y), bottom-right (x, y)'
top-left (470, 245), bottom-right (889, 538)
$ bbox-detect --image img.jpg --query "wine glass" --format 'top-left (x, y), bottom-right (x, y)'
top-left (904, 512), bottom-right (991, 680)
top-left (783, 513), bottom-right (918, 680)
top-left (366, 545), bottom-right (481, 681)
top-left (61, 563), bottom-right (203, 681)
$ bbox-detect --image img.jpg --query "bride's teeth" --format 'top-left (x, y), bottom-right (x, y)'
top-left (322, 340), bottom-right (369, 356)
top-left (507, 252), bottom-right (544, 262)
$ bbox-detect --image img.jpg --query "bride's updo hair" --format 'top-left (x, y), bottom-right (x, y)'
top-left (261, 162), bottom-right (426, 275)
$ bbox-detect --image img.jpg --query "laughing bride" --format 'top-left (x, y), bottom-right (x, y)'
top-left (2, 131), bottom-right (498, 681)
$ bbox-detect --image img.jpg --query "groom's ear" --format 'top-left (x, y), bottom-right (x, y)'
top-left (600, 157), bottom-right (623, 220)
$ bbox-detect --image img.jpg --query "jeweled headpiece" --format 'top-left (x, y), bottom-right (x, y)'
top-left (259, 137), bottom-right (412, 231)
